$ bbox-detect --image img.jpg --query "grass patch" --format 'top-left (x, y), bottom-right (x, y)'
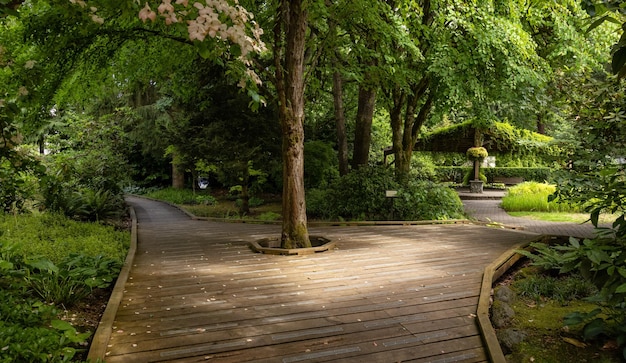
top-left (143, 187), bottom-right (216, 206)
top-left (502, 182), bottom-right (582, 213)
top-left (143, 188), bottom-right (282, 220)
top-left (508, 211), bottom-right (618, 224)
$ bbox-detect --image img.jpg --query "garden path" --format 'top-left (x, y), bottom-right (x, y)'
top-left (458, 188), bottom-right (600, 239)
top-left (92, 195), bottom-right (547, 362)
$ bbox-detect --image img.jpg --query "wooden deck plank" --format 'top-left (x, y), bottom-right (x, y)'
top-left (98, 197), bottom-right (538, 362)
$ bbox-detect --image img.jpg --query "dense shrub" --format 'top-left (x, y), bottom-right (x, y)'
top-left (320, 166), bottom-right (398, 220)
top-left (307, 166), bottom-right (464, 221)
top-left (394, 180), bottom-right (465, 220)
top-left (435, 166), bottom-right (552, 183)
top-left (304, 141), bottom-right (339, 189)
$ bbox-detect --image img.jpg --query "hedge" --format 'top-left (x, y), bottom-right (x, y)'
top-left (436, 167), bottom-right (553, 184)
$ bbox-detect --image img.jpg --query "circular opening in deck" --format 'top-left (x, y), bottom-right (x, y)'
top-left (249, 235), bottom-right (336, 255)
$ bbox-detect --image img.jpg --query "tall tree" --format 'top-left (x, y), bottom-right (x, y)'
top-left (274, 0), bottom-right (311, 248)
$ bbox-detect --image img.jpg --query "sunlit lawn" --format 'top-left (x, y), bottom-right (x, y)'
top-left (508, 211), bottom-right (618, 225)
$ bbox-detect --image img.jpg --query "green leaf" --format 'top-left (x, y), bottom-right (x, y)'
top-left (612, 47), bottom-right (626, 76)
top-left (585, 14), bottom-right (612, 35)
top-left (0, 260), bottom-right (13, 270)
top-left (583, 318), bottom-right (606, 340)
top-left (51, 319), bottom-right (74, 331)
top-left (615, 283), bottom-right (626, 294)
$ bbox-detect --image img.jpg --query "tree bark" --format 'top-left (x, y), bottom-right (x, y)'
top-left (275, 0), bottom-right (310, 249)
top-left (240, 161), bottom-right (250, 215)
top-left (352, 83), bottom-right (376, 169)
top-left (172, 159), bottom-right (185, 189)
top-left (390, 77), bottom-right (432, 182)
top-left (332, 68), bottom-right (349, 176)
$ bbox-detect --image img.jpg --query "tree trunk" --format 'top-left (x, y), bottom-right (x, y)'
top-left (390, 78), bottom-right (432, 183)
top-left (172, 155), bottom-right (185, 189)
top-left (240, 162), bottom-right (250, 215)
top-left (275, 0), bottom-right (310, 249)
top-left (352, 84), bottom-right (376, 169)
top-left (536, 114), bottom-right (545, 134)
top-left (332, 69), bottom-right (349, 176)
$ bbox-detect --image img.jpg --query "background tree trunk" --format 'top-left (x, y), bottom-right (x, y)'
top-left (275, 0), bottom-right (310, 249)
top-left (352, 84), bottom-right (376, 169)
top-left (332, 68), bottom-right (349, 176)
top-left (172, 154), bottom-right (185, 189)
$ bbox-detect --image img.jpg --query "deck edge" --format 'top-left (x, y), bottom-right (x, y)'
top-left (477, 234), bottom-right (545, 363)
top-left (87, 205), bottom-right (139, 361)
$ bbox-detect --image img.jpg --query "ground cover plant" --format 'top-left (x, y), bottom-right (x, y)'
top-left (0, 213), bottom-right (129, 363)
top-left (499, 262), bottom-right (622, 362)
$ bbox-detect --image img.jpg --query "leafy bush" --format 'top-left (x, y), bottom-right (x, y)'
top-left (435, 166), bottom-right (552, 183)
top-left (304, 140), bottom-right (339, 189)
top-left (24, 254), bottom-right (121, 306)
top-left (502, 182), bottom-right (581, 213)
top-left (318, 166), bottom-right (398, 220)
top-left (235, 196), bottom-right (263, 209)
top-left (410, 153), bottom-right (438, 181)
top-left (307, 167), bottom-right (464, 221)
top-left (306, 188), bottom-right (331, 219)
top-left (394, 180), bottom-right (465, 220)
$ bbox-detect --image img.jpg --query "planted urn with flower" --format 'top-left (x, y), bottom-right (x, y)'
top-left (467, 146), bottom-right (488, 193)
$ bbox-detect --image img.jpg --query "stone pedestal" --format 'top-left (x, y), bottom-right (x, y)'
top-left (470, 180), bottom-right (484, 193)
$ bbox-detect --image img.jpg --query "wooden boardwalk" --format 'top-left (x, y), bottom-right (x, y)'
top-left (94, 196), bottom-right (538, 362)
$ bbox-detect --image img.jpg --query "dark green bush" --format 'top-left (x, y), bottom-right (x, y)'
top-left (306, 188), bottom-right (331, 219)
top-left (41, 182), bottom-right (125, 222)
top-left (436, 166), bottom-right (552, 183)
top-left (307, 167), bottom-right (464, 221)
top-left (394, 180), bottom-right (465, 220)
top-left (304, 141), bottom-right (339, 189)
top-left (314, 166), bottom-right (398, 220)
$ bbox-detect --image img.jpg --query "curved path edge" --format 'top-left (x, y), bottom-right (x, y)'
top-left (87, 206), bottom-right (138, 362)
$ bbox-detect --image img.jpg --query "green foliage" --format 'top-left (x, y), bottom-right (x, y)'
top-left (312, 166), bottom-right (398, 221)
top-left (512, 271), bottom-right (597, 305)
top-left (466, 146), bottom-right (488, 161)
top-left (502, 182), bottom-right (582, 213)
top-left (517, 236), bottom-right (626, 356)
top-left (0, 212), bottom-right (128, 363)
top-left (235, 196), bottom-right (263, 209)
top-left (304, 140), bottom-right (339, 189)
top-left (394, 180), bottom-right (465, 221)
top-left (24, 254), bottom-right (121, 307)
top-left (0, 146), bottom-right (43, 213)
top-left (435, 167), bottom-right (552, 184)
top-left (462, 170), bottom-right (487, 185)
top-left (257, 211), bottom-right (281, 221)
top-left (41, 182), bottom-right (125, 222)
top-left (0, 213), bottom-right (129, 264)
top-left (307, 167), bottom-right (464, 221)
top-left (409, 153), bottom-right (438, 181)
top-left (143, 188), bottom-right (217, 206)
